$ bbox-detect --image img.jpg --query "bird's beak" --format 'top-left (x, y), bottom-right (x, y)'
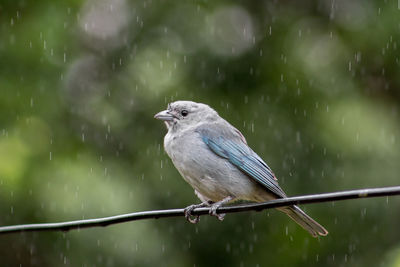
top-left (154, 110), bottom-right (174, 121)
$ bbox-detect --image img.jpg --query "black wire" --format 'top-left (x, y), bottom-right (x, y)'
top-left (0, 185), bottom-right (399, 235)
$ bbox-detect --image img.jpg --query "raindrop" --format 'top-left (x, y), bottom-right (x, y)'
top-left (226, 243), bottom-right (231, 253)
top-left (361, 207), bottom-right (367, 218)
top-left (356, 52), bottom-right (362, 62)
top-left (330, 0), bottom-right (335, 19)
top-left (249, 244), bottom-right (254, 253)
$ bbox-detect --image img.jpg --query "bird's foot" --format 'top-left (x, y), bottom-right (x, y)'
top-left (209, 204), bottom-right (226, 221)
top-left (208, 196), bottom-right (234, 221)
top-left (184, 202), bottom-right (210, 224)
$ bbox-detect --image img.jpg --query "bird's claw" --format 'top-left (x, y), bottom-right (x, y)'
top-left (184, 204), bottom-right (200, 224)
top-left (210, 205), bottom-right (226, 221)
top-left (184, 198), bottom-right (229, 223)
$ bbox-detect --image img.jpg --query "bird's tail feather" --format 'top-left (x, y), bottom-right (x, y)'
top-left (278, 205), bottom-right (328, 237)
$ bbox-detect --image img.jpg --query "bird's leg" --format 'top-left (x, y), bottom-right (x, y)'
top-left (184, 201), bottom-right (212, 224)
top-left (209, 196), bottom-right (234, 221)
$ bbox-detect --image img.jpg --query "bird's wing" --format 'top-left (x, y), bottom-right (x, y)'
top-left (196, 124), bottom-right (287, 198)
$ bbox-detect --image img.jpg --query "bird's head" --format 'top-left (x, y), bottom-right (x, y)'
top-left (154, 101), bottom-right (218, 131)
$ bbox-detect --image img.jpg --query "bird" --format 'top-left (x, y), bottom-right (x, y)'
top-left (154, 100), bottom-right (328, 237)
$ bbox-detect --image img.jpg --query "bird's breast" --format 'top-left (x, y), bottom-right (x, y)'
top-left (163, 129), bottom-right (267, 202)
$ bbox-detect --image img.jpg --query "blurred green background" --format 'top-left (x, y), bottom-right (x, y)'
top-left (1, 0), bottom-right (400, 266)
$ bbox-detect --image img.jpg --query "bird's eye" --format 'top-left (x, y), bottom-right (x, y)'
top-left (181, 110), bottom-right (189, 117)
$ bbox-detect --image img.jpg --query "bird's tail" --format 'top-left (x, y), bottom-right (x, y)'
top-left (278, 205), bottom-right (328, 237)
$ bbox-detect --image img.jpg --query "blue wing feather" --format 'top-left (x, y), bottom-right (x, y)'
top-left (198, 127), bottom-right (286, 198)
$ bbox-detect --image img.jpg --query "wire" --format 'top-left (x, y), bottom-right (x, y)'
top-left (0, 185), bottom-right (399, 235)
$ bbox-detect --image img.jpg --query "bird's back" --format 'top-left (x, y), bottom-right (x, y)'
top-left (164, 122), bottom-right (278, 203)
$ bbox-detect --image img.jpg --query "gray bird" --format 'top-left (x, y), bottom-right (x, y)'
top-left (155, 100), bottom-right (328, 237)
